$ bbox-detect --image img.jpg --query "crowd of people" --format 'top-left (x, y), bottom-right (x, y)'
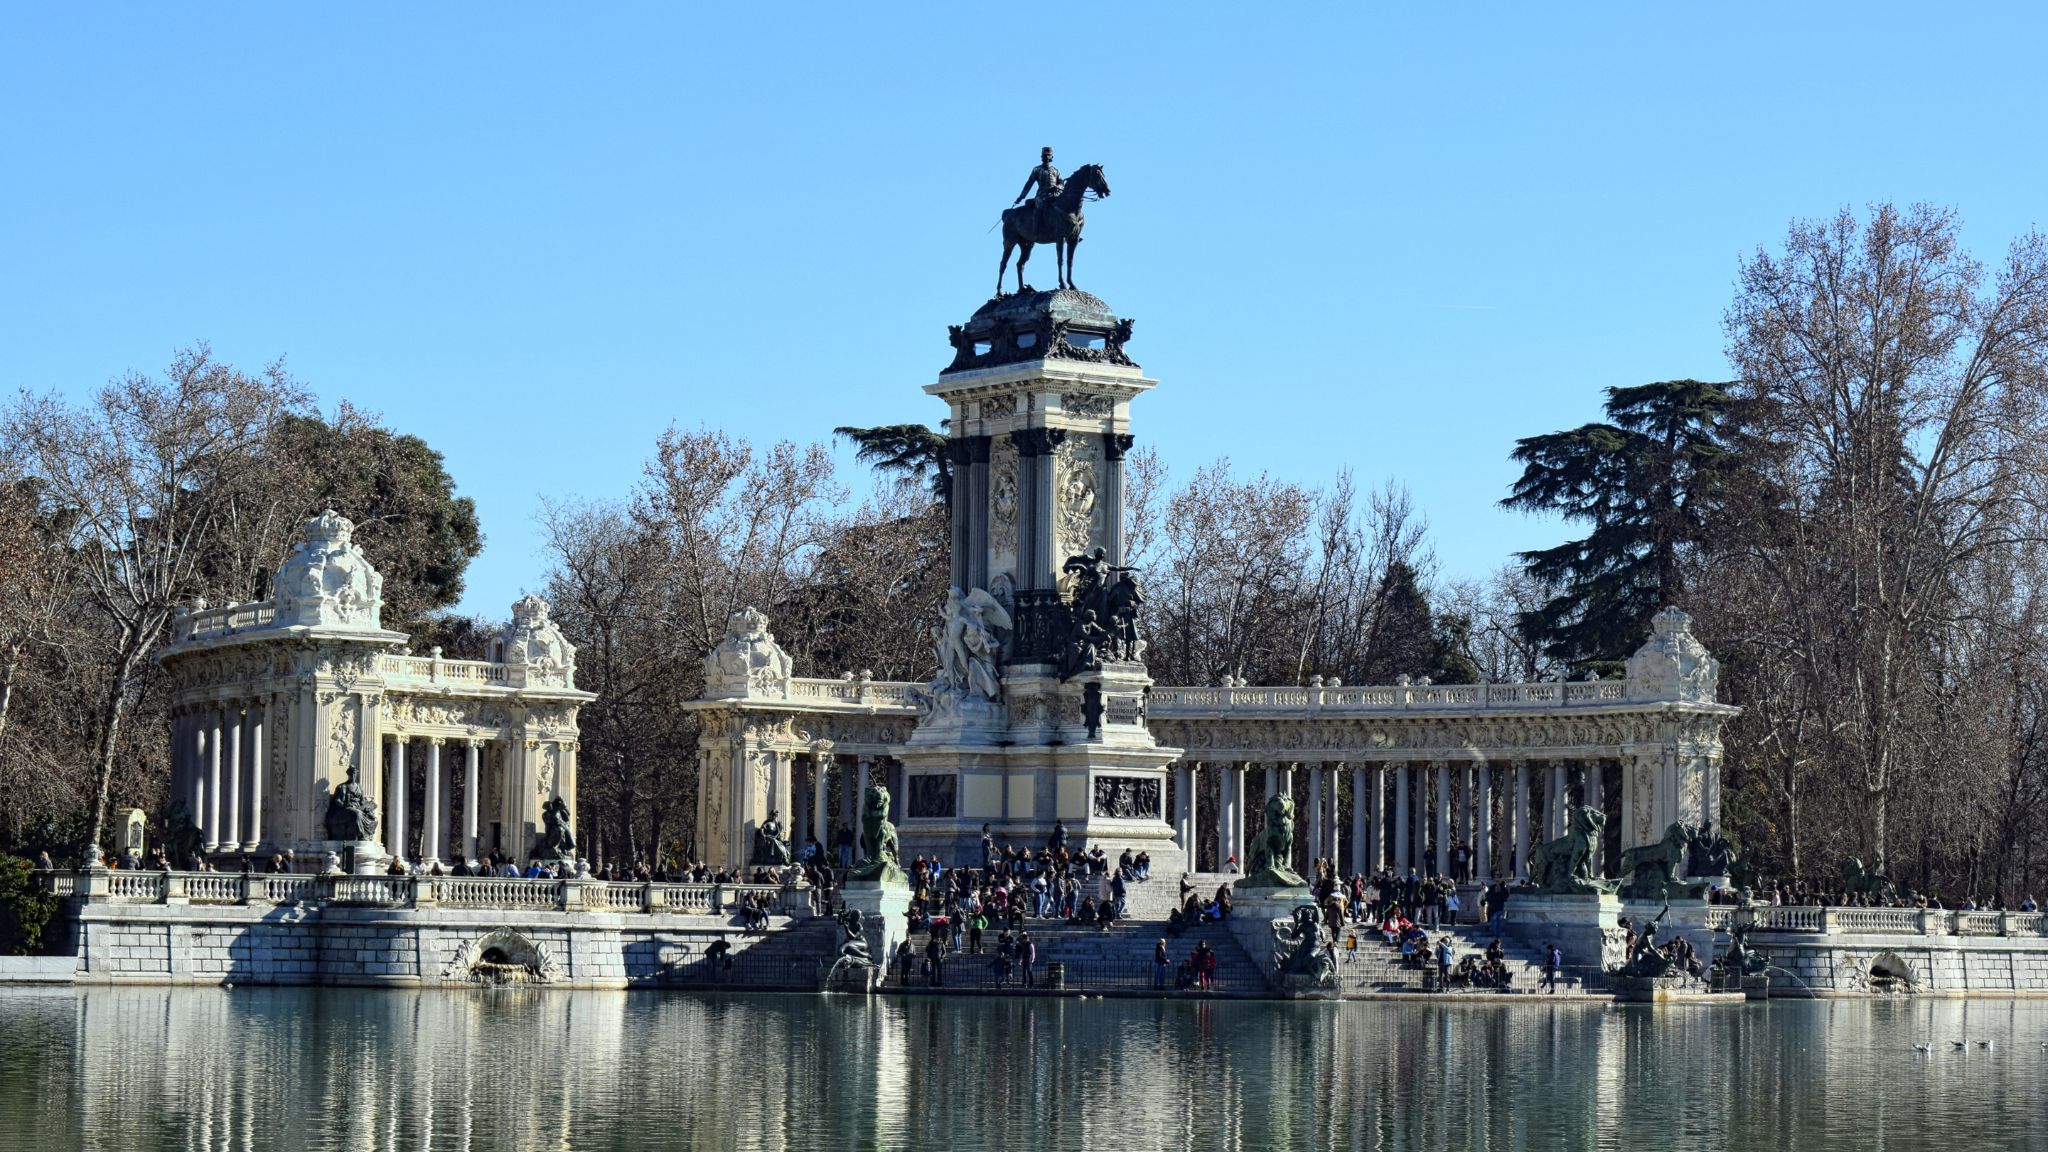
top-left (888, 823), bottom-right (1180, 988)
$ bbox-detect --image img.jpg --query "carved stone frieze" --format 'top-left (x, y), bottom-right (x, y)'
top-left (1061, 393), bottom-right (1114, 418)
top-left (1092, 776), bottom-right (1161, 819)
top-left (1052, 434), bottom-right (1101, 562)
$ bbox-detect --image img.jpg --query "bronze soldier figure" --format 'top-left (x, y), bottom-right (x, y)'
top-left (1013, 146), bottom-right (1063, 224)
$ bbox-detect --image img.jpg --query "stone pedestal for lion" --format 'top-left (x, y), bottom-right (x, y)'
top-left (1501, 892), bottom-right (1624, 972)
top-left (841, 881), bottom-right (911, 991)
top-left (1226, 885), bottom-right (1321, 997)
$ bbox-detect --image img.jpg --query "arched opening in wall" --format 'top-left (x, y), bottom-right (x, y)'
top-left (462, 929), bottom-right (556, 985)
top-left (1867, 951), bottom-right (1917, 993)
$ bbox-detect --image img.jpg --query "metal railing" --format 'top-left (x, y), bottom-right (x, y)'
top-left (874, 952), bottom-right (1264, 994)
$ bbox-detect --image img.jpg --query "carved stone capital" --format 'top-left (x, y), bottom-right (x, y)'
top-left (1103, 431), bottom-right (1136, 461)
top-left (1013, 426), bottom-right (1067, 457)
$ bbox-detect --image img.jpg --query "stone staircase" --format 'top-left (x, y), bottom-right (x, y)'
top-left (1345, 920), bottom-right (1601, 996)
top-left (659, 913), bottom-right (840, 989)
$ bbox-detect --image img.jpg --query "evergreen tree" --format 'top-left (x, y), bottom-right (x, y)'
top-left (832, 424), bottom-right (950, 503)
top-left (1500, 380), bottom-right (1733, 669)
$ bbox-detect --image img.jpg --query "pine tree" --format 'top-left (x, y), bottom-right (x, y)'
top-left (1501, 379), bottom-right (1733, 669)
top-left (832, 424), bottom-right (950, 503)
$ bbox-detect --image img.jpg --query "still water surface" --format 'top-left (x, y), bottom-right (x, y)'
top-left (0, 986), bottom-right (2042, 1151)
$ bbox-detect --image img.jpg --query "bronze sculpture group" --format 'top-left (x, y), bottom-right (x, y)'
top-left (534, 795), bottom-right (577, 863)
top-left (1057, 548), bottom-right (1145, 680)
top-left (998, 147), bottom-right (1112, 296)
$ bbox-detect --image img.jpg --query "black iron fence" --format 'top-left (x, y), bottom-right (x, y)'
top-left (875, 951), bottom-right (1264, 994)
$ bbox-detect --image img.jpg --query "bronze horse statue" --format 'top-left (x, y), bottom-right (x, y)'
top-left (997, 163), bottom-right (1111, 296)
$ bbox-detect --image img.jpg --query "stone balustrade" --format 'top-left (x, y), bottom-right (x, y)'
top-left (374, 653), bottom-right (572, 691)
top-left (1743, 905), bottom-right (2048, 938)
top-left (42, 870), bottom-right (815, 918)
top-left (171, 600), bottom-right (281, 644)
top-left (1148, 680), bottom-right (1630, 714)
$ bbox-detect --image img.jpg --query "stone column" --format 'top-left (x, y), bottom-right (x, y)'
top-left (1419, 764), bottom-right (1434, 876)
top-left (1307, 764), bottom-right (1324, 864)
top-left (1349, 765), bottom-right (1367, 876)
top-left (221, 703), bottom-right (243, 851)
top-left (205, 708), bottom-right (224, 851)
top-left (422, 739), bottom-right (444, 864)
top-left (947, 438), bottom-right (973, 589)
top-left (1264, 763), bottom-right (1278, 801)
top-left (1013, 432), bottom-right (1039, 590)
top-left (967, 436), bottom-right (992, 589)
top-left (1393, 763), bottom-right (1410, 873)
top-left (1214, 763), bottom-right (1233, 872)
top-left (769, 752), bottom-right (793, 838)
top-left (388, 737), bottom-right (409, 864)
top-left (188, 716), bottom-right (207, 840)
top-left (812, 753), bottom-right (831, 845)
top-left (1586, 760), bottom-right (1605, 875)
top-left (1434, 760), bottom-right (1451, 877)
top-left (1174, 762), bottom-right (1194, 863)
top-left (464, 740), bottom-right (481, 863)
top-left (1551, 760), bottom-right (1568, 838)
top-left (1369, 764), bottom-right (1386, 873)
top-left (1325, 765), bottom-right (1341, 873)
top-left (1461, 764), bottom-right (1475, 878)
top-left (1476, 762), bottom-right (1493, 882)
top-left (1102, 431), bottom-right (1132, 567)
top-left (1512, 759), bottom-right (1530, 880)
top-left (244, 703), bottom-right (265, 852)
top-left (856, 757), bottom-right (872, 820)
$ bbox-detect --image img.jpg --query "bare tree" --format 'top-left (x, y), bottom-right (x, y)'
top-left (1724, 204), bottom-right (2048, 864)
top-left (3, 346), bottom-right (308, 855)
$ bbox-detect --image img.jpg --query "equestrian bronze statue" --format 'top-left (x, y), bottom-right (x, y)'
top-left (997, 157), bottom-right (1111, 296)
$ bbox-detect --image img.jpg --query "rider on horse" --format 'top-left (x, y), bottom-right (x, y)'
top-left (1014, 146), bottom-right (1063, 231)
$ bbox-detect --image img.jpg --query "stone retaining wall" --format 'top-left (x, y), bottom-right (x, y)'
top-left (67, 902), bottom-right (821, 989)
top-left (1751, 933), bottom-right (2048, 997)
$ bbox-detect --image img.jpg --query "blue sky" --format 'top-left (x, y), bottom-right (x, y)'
top-left (5, 5), bottom-right (2043, 617)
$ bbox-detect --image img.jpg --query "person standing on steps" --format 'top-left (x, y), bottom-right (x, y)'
top-left (1154, 938), bottom-right (1171, 990)
top-left (1542, 942), bottom-right (1562, 994)
top-left (1019, 931), bottom-right (1037, 988)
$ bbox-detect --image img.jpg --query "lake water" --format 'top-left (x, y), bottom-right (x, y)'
top-left (1, 986), bottom-right (2043, 1150)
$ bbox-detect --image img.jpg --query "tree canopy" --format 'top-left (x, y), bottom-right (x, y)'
top-left (1501, 379), bottom-right (1733, 670)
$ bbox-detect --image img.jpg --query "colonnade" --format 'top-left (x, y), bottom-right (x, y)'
top-left (1169, 758), bottom-right (1618, 884)
top-left (170, 702), bottom-right (269, 854)
top-left (381, 736), bottom-right (491, 866)
top-left (780, 751), bottom-right (904, 851)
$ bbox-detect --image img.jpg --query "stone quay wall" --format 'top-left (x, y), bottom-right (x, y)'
top-left (44, 871), bottom-right (832, 990)
top-left (1744, 906), bottom-right (2048, 997)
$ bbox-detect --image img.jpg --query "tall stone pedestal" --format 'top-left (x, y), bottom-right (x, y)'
top-left (1501, 892), bottom-right (1625, 972)
top-left (841, 881), bottom-right (911, 991)
top-left (1224, 884), bottom-right (1317, 996)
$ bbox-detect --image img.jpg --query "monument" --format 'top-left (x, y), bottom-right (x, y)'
top-left (870, 158), bottom-right (1183, 874)
top-left (840, 781), bottom-right (910, 979)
